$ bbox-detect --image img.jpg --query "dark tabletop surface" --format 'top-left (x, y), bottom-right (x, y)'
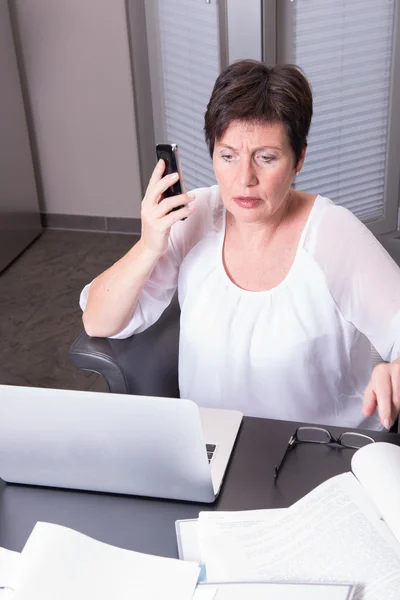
top-left (0, 416), bottom-right (398, 557)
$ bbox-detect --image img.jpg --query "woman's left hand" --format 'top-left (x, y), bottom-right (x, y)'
top-left (363, 359), bottom-right (400, 429)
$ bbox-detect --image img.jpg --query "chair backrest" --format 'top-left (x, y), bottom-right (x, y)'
top-left (70, 294), bottom-right (181, 397)
top-left (127, 294), bottom-right (181, 397)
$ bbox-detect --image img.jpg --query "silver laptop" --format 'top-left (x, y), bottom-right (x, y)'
top-left (0, 385), bottom-right (242, 503)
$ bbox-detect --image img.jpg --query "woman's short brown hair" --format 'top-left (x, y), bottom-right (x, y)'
top-left (204, 60), bottom-right (313, 167)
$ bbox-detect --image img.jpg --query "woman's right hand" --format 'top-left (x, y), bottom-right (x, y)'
top-left (140, 159), bottom-right (195, 258)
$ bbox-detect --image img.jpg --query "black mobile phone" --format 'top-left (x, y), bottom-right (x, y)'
top-left (156, 143), bottom-right (186, 199)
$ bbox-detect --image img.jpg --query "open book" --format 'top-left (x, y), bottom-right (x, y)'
top-left (177, 442), bottom-right (400, 600)
top-left (1, 522), bottom-right (200, 600)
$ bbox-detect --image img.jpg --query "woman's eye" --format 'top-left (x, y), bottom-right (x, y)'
top-left (258, 155), bottom-right (274, 164)
top-left (221, 154), bottom-right (234, 162)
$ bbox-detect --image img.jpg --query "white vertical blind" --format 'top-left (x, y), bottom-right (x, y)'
top-left (156, 0), bottom-right (219, 191)
top-left (293, 0), bottom-right (395, 221)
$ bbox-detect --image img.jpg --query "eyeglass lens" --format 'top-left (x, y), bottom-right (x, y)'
top-left (296, 427), bottom-right (374, 449)
top-left (296, 427), bottom-right (331, 443)
top-left (339, 432), bottom-right (374, 449)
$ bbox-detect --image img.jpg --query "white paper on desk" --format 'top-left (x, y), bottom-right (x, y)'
top-left (176, 519), bottom-right (201, 562)
top-left (351, 442), bottom-right (400, 544)
top-left (198, 507), bottom-right (285, 566)
top-left (197, 582), bottom-right (355, 600)
top-left (198, 473), bottom-right (400, 599)
top-left (11, 522), bottom-right (200, 600)
top-left (192, 587), bottom-right (217, 600)
top-left (176, 510), bottom-right (285, 564)
top-left (0, 547), bottom-right (21, 594)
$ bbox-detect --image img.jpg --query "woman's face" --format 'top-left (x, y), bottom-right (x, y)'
top-left (212, 120), bottom-right (305, 224)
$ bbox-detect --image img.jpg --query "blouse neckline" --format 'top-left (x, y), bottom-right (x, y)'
top-left (217, 194), bottom-right (322, 296)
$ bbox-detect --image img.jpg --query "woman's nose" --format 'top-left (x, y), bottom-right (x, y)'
top-left (238, 161), bottom-right (258, 187)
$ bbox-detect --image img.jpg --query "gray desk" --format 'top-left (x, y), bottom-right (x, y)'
top-left (0, 417), bottom-right (398, 557)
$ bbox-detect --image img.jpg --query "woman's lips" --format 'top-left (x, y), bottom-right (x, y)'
top-left (233, 196), bottom-right (262, 208)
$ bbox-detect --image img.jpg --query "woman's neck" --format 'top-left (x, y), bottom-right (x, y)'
top-left (225, 192), bottom-right (296, 250)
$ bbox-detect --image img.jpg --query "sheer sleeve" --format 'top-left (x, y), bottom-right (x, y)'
top-left (307, 200), bottom-right (400, 362)
top-left (79, 186), bottom-right (221, 339)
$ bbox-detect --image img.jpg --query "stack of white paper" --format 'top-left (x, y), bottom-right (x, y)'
top-left (0, 522), bottom-right (200, 600)
top-left (176, 442), bottom-right (400, 600)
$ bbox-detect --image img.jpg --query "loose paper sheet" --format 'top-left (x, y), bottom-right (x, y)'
top-left (176, 510), bottom-right (285, 564)
top-left (351, 442), bottom-right (400, 544)
top-left (0, 547), bottom-right (20, 595)
top-left (193, 588), bottom-right (217, 600)
top-left (11, 522), bottom-right (200, 600)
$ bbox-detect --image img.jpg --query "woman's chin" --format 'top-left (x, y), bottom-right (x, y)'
top-left (227, 202), bottom-right (268, 223)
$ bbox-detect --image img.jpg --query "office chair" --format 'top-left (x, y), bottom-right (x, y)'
top-left (70, 294), bottom-right (180, 397)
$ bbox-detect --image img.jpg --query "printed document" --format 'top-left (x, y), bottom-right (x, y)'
top-left (198, 442), bottom-right (400, 600)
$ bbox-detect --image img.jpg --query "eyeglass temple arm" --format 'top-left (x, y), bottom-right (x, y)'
top-left (274, 435), bottom-right (296, 481)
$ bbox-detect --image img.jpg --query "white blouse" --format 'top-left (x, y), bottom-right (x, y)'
top-left (80, 186), bottom-right (400, 430)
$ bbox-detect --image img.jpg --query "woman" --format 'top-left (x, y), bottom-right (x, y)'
top-left (80, 60), bottom-right (400, 431)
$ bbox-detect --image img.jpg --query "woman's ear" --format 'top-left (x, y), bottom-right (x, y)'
top-left (295, 145), bottom-right (307, 175)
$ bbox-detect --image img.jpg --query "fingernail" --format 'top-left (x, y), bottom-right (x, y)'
top-left (383, 418), bottom-right (391, 430)
top-left (170, 172), bottom-right (179, 179)
top-left (187, 192), bottom-right (196, 199)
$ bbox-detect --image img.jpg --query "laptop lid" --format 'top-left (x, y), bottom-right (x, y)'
top-left (0, 385), bottom-right (242, 503)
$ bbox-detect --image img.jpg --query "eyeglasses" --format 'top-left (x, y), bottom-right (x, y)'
top-left (273, 426), bottom-right (375, 481)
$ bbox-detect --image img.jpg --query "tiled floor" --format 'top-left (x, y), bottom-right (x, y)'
top-left (0, 230), bottom-right (139, 393)
top-left (1, 228), bottom-right (400, 396)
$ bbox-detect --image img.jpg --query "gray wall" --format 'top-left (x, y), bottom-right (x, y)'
top-left (0, 0), bottom-right (41, 273)
top-left (13, 0), bottom-right (142, 219)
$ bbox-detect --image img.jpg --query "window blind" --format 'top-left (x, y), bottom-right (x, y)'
top-left (156, 0), bottom-right (219, 191)
top-left (293, 0), bottom-right (395, 221)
